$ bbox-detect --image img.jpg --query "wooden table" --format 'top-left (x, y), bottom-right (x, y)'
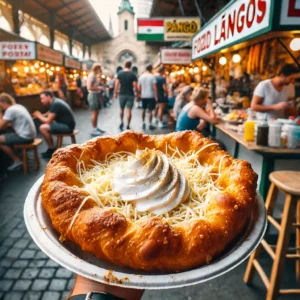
top-left (213, 122), bottom-right (300, 199)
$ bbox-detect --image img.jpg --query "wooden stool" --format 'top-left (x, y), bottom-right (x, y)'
top-left (244, 171), bottom-right (300, 299)
top-left (14, 138), bottom-right (42, 174)
top-left (55, 129), bottom-right (78, 148)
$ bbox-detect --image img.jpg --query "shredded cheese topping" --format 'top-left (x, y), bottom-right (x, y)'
top-left (75, 144), bottom-right (225, 226)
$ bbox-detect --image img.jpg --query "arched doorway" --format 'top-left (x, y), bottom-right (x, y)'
top-left (116, 66), bottom-right (123, 73)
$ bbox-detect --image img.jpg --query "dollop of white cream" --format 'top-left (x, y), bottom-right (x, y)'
top-left (113, 149), bottom-right (190, 215)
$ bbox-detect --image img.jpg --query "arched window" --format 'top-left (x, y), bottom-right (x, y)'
top-left (124, 20), bottom-right (128, 31)
top-left (78, 50), bottom-right (83, 59)
top-left (0, 16), bottom-right (12, 31)
top-left (20, 25), bottom-right (35, 41)
top-left (39, 35), bottom-right (49, 46)
top-left (62, 43), bottom-right (70, 55)
top-left (54, 41), bottom-right (62, 51)
top-left (72, 47), bottom-right (78, 58)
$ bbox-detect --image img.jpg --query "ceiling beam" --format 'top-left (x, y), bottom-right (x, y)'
top-left (55, 0), bottom-right (80, 11)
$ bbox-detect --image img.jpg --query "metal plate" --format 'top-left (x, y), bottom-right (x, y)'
top-left (24, 176), bottom-right (267, 290)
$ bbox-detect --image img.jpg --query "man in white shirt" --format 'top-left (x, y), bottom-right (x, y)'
top-left (0, 93), bottom-right (36, 170)
top-left (251, 64), bottom-right (299, 120)
top-left (138, 65), bottom-right (158, 130)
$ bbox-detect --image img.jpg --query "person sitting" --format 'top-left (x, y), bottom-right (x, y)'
top-left (0, 93), bottom-right (36, 170)
top-left (173, 85), bottom-right (194, 120)
top-left (32, 90), bottom-right (76, 159)
top-left (176, 87), bottom-right (218, 133)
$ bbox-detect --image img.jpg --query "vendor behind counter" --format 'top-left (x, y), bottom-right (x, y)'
top-left (251, 64), bottom-right (299, 120)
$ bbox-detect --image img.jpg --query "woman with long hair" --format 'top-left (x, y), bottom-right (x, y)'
top-left (176, 87), bottom-right (218, 132)
top-left (173, 85), bottom-right (194, 120)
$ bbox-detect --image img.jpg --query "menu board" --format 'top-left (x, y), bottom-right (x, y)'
top-left (37, 44), bottom-right (63, 65)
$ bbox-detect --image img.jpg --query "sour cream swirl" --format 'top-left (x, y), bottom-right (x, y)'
top-left (113, 149), bottom-right (190, 215)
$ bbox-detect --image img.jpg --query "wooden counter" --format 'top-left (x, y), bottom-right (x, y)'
top-left (213, 122), bottom-right (300, 199)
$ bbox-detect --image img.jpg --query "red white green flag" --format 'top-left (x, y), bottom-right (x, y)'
top-left (137, 19), bottom-right (164, 41)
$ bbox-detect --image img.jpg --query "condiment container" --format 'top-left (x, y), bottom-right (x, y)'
top-left (256, 123), bottom-right (269, 146)
top-left (286, 125), bottom-right (300, 148)
top-left (244, 110), bottom-right (255, 142)
top-left (268, 122), bottom-right (282, 148)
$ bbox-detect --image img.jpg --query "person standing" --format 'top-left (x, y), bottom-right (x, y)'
top-left (0, 93), bottom-right (36, 170)
top-left (57, 73), bottom-right (68, 101)
top-left (32, 91), bottom-right (75, 158)
top-left (87, 63), bottom-right (105, 136)
top-left (251, 64), bottom-right (299, 120)
top-left (154, 66), bottom-right (168, 128)
top-left (114, 61), bottom-right (137, 130)
top-left (138, 65), bottom-right (158, 130)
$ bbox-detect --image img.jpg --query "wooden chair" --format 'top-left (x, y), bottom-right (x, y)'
top-left (14, 138), bottom-right (42, 174)
top-left (55, 129), bottom-right (78, 148)
top-left (244, 171), bottom-right (300, 300)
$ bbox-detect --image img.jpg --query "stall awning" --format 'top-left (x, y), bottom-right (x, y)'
top-left (6, 0), bottom-right (111, 44)
top-left (192, 0), bottom-right (300, 61)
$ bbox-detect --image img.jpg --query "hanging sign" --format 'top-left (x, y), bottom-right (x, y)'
top-left (280, 0), bottom-right (300, 25)
top-left (65, 57), bottom-right (81, 69)
top-left (137, 17), bottom-right (200, 42)
top-left (0, 42), bottom-right (35, 60)
top-left (37, 44), bottom-right (63, 65)
top-left (192, 0), bottom-right (272, 60)
top-left (161, 48), bottom-right (191, 65)
top-left (164, 18), bottom-right (200, 41)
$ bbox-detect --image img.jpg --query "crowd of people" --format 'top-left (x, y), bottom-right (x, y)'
top-left (0, 61), bottom-right (298, 175)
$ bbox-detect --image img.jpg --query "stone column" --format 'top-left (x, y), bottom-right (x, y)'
top-left (11, 5), bottom-right (20, 35)
top-left (49, 12), bottom-right (56, 49)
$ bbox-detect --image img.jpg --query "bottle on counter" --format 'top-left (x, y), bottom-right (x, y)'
top-left (244, 109), bottom-right (255, 142)
top-left (256, 121), bottom-right (269, 146)
top-left (286, 125), bottom-right (300, 149)
top-left (268, 122), bottom-right (282, 148)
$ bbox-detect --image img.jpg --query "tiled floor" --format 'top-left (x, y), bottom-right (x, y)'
top-left (0, 101), bottom-right (297, 299)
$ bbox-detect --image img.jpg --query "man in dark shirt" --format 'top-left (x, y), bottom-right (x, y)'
top-left (155, 66), bottom-right (168, 128)
top-left (32, 90), bottom-right (76, 158)
top-left (114, 61), bottom-right (137, 130)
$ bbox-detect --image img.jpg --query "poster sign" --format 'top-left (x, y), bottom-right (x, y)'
top-left (280, 0), bottom-right (300, 25)
top-left (161, 48), bottom-right (191, 65)
top-left (65, 57), bottom-right (81, 69)
top-left (137, 17), bottom-right (200, 41)
top-left (192, 0), bottom-right (272, 60)
top-left (164, 18), bottom-right (200, 41)
top-left (37, 44), bottom-right (63, 65)
top-left (0, 42), bottom-right (35, 60)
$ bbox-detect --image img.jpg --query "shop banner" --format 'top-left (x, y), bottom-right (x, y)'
top-left (137, 17), bottom-right (200, 41)
top-left (0, 42), bottom-right (35, 60)
top-left (65, 57), bottom-right (81, 69)
top-left (192, 0), bottom-right (272, 60)
top-left (161, 48), bottom-right (191, 65)
top-left (164, 18), bottom-right (200, 41)
top-left (37, 44), bottom-right (63, 65)
top-left (280, 0), bottom-right (300, 25)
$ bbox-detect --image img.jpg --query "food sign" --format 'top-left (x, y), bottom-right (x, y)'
top-left (65, 57), bottom-right (81, 69)
top-left (37, 44), bottom-right (63, 65)
top-left (0, 42), bottom-right (35, 60)
top-left (192, 0), bottom-right (272, 60)
top-left (164, 18), bottom-right (200, 41)
top-left (161, 48), bottom-right (191, 65)
top-left (280, 0), bottom-right (300, 25)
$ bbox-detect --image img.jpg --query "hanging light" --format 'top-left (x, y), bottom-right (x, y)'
top-left (12, 67), bottom-right (18, 72)
top-left (83, 75), bottom-right (87, 80)
top-left (34, 63), bottom-right (39, 68)
top-left (56, 67), bottom-right (60, 71)
top-left (49, 71), bottom-right (53, 76)
top-left (219, 56), bottom-right (227, 65)
top-left (232, 53), bottom-right (241, 63)
top-left (40, 62), bottom-right (44, 66)
top-left (290, 38), bottom-right (300, 51)
top-left (30, 66), bottom-right (35, 71)
top-left (50, 67), bottom-right (54, 71)
top-left (83, 71), bottom-right (87, 75)
top-left (170, 72), bottom-right (175, 77)
top-left (24, 66), bottom-right (29, 73)
top-left (46, 64), bottom-right (49, 68)
top-left (193, 67), bottom-right (199, 73)
top-left (46, 69), bottom-right (50, 73)
top-left (177, 71), bottom-right (181, 75)
top-left (180, 70), bottom-right (185, 74)
top-left (189, 68), bottom-right (194, 74)
top-left (202, 65), bottom-right (207, 71)
top-left (39, 67), bottom-right (45, 73)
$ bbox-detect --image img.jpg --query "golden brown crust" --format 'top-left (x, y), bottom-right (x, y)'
top-left (41, 131), bottom-right (257, 272)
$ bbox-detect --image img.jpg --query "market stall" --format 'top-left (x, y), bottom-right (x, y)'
top-left (191, 0), bottom-right (300, 199)
top-left (0, 30), bottom-right (64, 112)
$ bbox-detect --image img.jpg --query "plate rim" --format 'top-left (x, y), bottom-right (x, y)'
top-left (24, 176), bottom-right (267, 290)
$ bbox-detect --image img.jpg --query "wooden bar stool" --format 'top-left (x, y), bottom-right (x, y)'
top-left (14, 138), bottom-right (42, 174)
top-left (55, 129), bottom-right (78, 148)
top-left (244, 171), bottom-right (300, 300)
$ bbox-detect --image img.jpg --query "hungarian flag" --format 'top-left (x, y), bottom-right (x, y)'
top-left (137, 19), bottom-right (164, 41)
